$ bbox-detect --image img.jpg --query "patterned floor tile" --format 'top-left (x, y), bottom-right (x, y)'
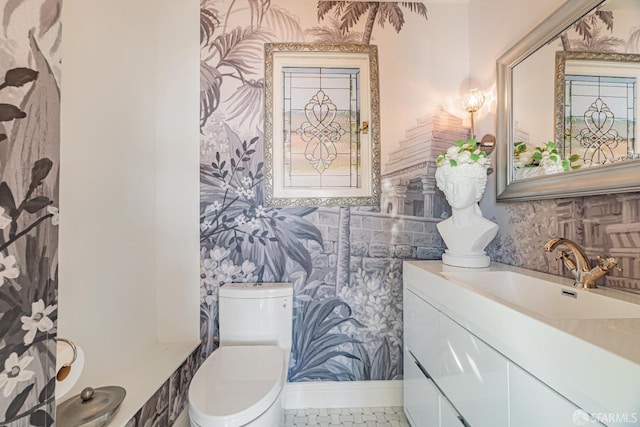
top-left (284, 407), bottom-right (409, 427)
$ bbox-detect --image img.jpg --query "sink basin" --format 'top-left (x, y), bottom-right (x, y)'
top-left (443, 270), bottom-right (640, 320)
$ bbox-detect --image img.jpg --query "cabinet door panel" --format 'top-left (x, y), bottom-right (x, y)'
top-left (438, 313), bottom-right (509, 427)
top-left (509, 363), bottom-right (595, 427)
top-left (405, 290), bottom-right (439, 376)
top-left (440, 396), bottom-right (463, 427)
top-left (404, 350), bottom-right (439, 427)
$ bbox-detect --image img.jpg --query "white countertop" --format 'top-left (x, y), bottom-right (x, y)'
top-left (404, 260), bottom-right (640, 422)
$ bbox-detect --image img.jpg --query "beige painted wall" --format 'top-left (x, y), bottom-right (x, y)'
top-left (468, 0), bottom-right (565, 140)
top-left (58, 0), bottom-right (200, 397)
top-left (374, 1), bottom-right (471, 161)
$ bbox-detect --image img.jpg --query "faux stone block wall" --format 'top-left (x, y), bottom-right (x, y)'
top-left (490, 193), bottom-right (640, 293)
top-left (306, 208), bottom-right (444, 276)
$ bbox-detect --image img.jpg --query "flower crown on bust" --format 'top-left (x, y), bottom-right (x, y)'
top-left (436, 139), bottom-right (489, 169)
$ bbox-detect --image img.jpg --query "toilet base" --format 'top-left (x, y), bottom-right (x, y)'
top-left (189, 385), bottom-right (284, 427)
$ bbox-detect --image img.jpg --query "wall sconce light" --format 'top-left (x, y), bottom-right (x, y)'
top-left (462, 88), bottom-right (484, 139)
top-left (462, 88), bottom-right (496, 155)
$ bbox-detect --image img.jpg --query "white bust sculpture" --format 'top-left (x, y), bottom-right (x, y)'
top-left (435, 162), bottom-right (498, 268)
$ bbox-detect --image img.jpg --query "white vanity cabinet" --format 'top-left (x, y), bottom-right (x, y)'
top-left (404, 287), bottom-right (439, 374)
top-left (508, 363), bottom-right (594, 427)
top-left (439, 396), bottom-right (462, 427)
top-left (404, 289), bottom-right (470, 427)
top-left (405, 289), bottom-right (468, 427)
top-left (404, 347), bottom-right (466, 427)
top-left (437, 313), bottom-right (508, 427)
top-left (404, 286), bottom-right (601, 427)
top-left (404, 349), bottom-right (440, 426)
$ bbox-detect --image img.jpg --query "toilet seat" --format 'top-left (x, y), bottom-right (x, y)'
top-left (189, 345), bottom-right (285, 427)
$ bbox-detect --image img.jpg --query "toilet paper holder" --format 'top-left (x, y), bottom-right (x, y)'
top-left (56, 338), bottom-right (77, 381)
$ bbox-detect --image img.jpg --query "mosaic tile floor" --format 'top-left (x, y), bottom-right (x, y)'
top-left (284, 407), bottom-right (410, 427)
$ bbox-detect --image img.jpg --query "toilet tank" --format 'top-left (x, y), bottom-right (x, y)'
top-left (219, 282), bottom-right (292, 350)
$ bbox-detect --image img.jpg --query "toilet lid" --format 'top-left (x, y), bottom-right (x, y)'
top-left (189, 345), bottom-right (285, 427)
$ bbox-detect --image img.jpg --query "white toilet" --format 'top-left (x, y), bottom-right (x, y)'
top-left (188, 282), bottom-right (293, 427)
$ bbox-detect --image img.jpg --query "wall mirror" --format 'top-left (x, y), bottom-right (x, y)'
top-left (264, 43), bottom-right (381, 207)
top-left (496, 0), bottom-right (640, 201)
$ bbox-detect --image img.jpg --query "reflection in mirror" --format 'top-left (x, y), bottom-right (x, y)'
top-left (496, 0), bottom-right (640, 200)
top-left (555, 51), bottom-right (639, 168)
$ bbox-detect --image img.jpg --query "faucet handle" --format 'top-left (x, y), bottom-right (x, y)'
top-left (556, 251), bottom-right (577, 271)
top-left (555, 250), bottom-right (571, 261)
top-left (596, 255), bottom-right (622, 272)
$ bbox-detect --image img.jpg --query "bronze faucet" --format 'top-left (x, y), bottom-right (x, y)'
top-left (544, 238), bottom-right (621, 289)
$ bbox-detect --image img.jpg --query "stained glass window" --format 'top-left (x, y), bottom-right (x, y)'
top-left (282, 67), bottom-right (360, 189)
top-left (264, 43), bottom-right (380, 207)
top-left (564, 74), bottom-right (636, 166)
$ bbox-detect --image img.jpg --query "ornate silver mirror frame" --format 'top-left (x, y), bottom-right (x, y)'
top-left (496, 0), bottom-right (640, 201)
top-left (264, 43), bottom-right (381, 207)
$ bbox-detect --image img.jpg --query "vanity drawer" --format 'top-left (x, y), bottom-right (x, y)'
top-left (437, 313), bottom-right (509, 427)
top-left (440, 395), bottom-right (464, 427)
top-left (404, 349), bottom-right (440, 427)
top-left (405, 290), bottom-right (439, 376)
top-left (509, 363), bottom-right (605, 427)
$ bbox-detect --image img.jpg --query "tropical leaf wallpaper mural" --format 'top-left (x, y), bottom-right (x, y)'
top-left (199, 0), bottom-right (640, 390)
top-left (0, 0), bottom-right (61, 425)
top-left (199, 0), bottom-right (439, 382)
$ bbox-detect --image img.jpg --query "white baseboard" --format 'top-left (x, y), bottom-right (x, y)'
top-left (173, 407), bottom-right (190, 427)
top-left (284, 380), bottom-right (403, 409)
